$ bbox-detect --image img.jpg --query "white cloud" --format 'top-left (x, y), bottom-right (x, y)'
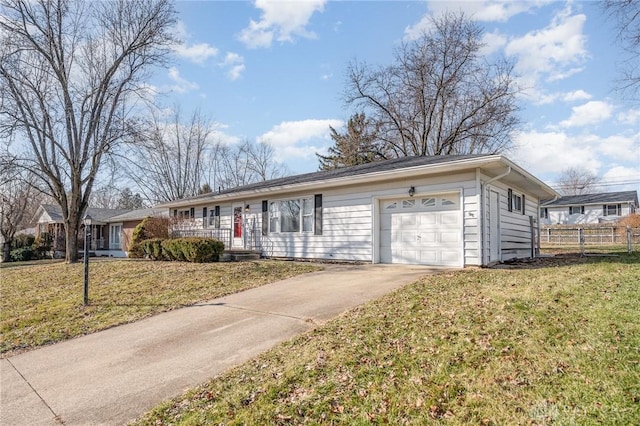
top-left (618, 108), bottom-right (640, 125)
top-left (601, 165), bottom-right (640, 192)
top-left (563, 90), bottom-right (592, 102)
top-left (512, 130), bottom-right (602, 175)
top-left (597, 133), bottom-right (639, 162)
top-left (174, 42), bottom-right (218, 64)
top-left (220, 52), bottom-right (245, 81)
top-left (480, 30), bottom-right (507, 55)
top-left (238, 0), bottom-right (326, 49)
top-left (167, 67), bottom-right (199, 93)
top-left (559, 101), bottom-right (613, 128)
top-left (257, 118), bottom-right (343, 161)
top-left (505, 7), bottom-right (588, 99)
top-left (405, 1), bottom-right (550, 40)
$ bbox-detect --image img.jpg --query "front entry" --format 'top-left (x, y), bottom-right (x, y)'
top-left (232, 205), bottom-right (244, 249)
top-left (489, 190), bottom-right (500, 262)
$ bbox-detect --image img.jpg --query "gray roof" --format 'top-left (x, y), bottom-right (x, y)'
top-left (107, 208), bottom-right (168, 222)
top-left (542, 191), bottom-right (639, 207)
top-left (39, 204), bottom-right (133, 224)
top-left (160, 154), bottom-right (494, 206)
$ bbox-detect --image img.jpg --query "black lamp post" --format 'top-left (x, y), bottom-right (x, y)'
top-left (83, 214), bottom-right (92, 306)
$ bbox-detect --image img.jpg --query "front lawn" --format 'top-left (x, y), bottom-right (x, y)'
top-left (135, 254), bottom-right (640, 425)
top-left (0, 259), bottom-right (320, 355)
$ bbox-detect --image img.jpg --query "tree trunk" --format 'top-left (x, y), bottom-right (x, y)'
top-left (2, 241), bottom-right (11, 263)
top-left (65, 216), bottom-right (80, 263)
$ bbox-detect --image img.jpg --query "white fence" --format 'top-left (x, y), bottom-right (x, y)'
top-left (540, 226), bottom-right (640, 254)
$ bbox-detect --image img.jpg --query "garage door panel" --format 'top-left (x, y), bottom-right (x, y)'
top-left (379, 193), bottom-right (462, 266)
top-left (440, 231), bottom-right (460, 243)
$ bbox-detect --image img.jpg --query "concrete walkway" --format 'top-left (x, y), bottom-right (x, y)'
top-left (1, 264), bottom-right (444, 425)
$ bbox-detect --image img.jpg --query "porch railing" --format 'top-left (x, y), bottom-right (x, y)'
top-left (171, 228), bottom-right (232, 249)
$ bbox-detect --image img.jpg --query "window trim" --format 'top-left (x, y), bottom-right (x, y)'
top-left (268, 196), bottom-right (314, 234)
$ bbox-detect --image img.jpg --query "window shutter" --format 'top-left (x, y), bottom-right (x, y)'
top-left (314, 194), bottom-right (323, 235)
top-left (262, 200), bottom-right (268, 236)
top-left (173, 209), bottom-right (177, 217)
top-left (521, 194), bottom-right (526, 215)
top-left (507, 189), bottom-right (513, 212)
top-left (603, 205), bottom-right (606, 216)
top-left (202, 207), bottom-right (207, 227)
top-left (618, 204), bottom-right (622, 216)
top-left (190, 207), bottom-right (194, 219)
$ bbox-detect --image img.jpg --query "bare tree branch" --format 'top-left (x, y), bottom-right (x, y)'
top-left (343, 12), bottom-right (520, 158)
top-left (0, 0), bottom-right (176, 262)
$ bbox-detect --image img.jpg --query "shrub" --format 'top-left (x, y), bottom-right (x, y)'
top-left (161, 239), bottom-right (185, 261)
top-left (14, 234), bottom-right (35, 249)
top-left (140, 238), bottom-right (164, 260)
top-left (10, 246), bottom-right (34, 262)
top-left (179, 237), bottom-right (224, 263)
top-left (618, 213), bottom-right (640, 228)
top-left (33, 233), bottom-right (53, 258)
top-left (128, 216), bottom-right (171, 258)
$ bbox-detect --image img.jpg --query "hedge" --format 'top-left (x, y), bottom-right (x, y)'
top-left (141, 237), bottom-right (224, 263)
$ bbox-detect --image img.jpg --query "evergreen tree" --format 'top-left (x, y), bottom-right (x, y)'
top-left (317, 113), bottom-right (383, 170)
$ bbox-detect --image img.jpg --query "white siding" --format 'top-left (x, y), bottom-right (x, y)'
top-left (167, 172), bottom-right (480, 266)
top-left (543, 202), bottom-right (635, 225)
top-left (483, 180), bottom-right (538, 262)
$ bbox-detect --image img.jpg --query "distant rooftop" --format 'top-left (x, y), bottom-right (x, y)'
top-left (542, 191), bottom-right (639, 207)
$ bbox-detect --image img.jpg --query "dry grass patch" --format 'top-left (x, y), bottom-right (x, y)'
top-left (134, 254), bottom-right (640, 425)
top-left (1, 260), bottom-right (320, 355)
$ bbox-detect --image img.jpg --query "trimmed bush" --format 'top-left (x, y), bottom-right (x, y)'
top-left (128, 216), bottom-right (171, 259)
top-left (140, 238), bottom-right (164, 260)
top-left (10, 246), bottom-right (34, 262)
top-left (179, 237), bottom-right (224, 263)
top-left (142, 237), bottom-right (224, 263)
top-left (161, 239), bottom-right (185, 261)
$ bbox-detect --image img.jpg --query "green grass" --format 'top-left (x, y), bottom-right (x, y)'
top-left (134, 254), bottom-right (640, 425)
top-left (0, 259), bottom-right (320, 355)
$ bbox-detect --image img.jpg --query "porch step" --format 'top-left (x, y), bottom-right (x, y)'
top-left (221, 250), bottom-right (261, 262)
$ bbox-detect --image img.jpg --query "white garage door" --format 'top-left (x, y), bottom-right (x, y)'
top-left (379, 193), bottom-right (462, 266)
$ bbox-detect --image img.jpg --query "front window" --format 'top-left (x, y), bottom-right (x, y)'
top-left (569, 206), bottom-right (584, 215)
top-left (269, 197), bottom-right (313, 233)
top-left (603, 204), bottom-right (621, 216)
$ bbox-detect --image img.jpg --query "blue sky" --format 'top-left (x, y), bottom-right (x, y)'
top-left (152, 0), bottom-right (640, 194)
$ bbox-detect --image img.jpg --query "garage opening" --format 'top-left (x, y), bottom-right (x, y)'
top-left (379, 192), bottom-right (462, 266)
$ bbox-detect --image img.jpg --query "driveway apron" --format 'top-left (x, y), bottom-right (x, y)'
top-left (1, 264), bottom-right (445, 425)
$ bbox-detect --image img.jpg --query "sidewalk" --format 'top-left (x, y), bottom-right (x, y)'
top-left (1, 264), bottom-right (444, 425)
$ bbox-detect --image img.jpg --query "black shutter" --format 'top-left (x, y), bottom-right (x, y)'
top-left (190, 207), bottom-right (194, 218)
top-left (202, 207), bottom-right (207, 227)
top-left (173, 209), bottom-right (177, 217)
top-left (507, 189), bottom-right (513, 212)
top-left (603, 205), bottom-right (606, 216)
top-left (262, 200), bottom-right (268, 236)
top-left (314, 194), bottom-right (323, 235)
top-left (521, 194), bottom-right (526, 215)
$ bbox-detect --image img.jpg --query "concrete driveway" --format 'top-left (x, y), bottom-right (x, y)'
top-left (1, 263), bottom-right (445, 425)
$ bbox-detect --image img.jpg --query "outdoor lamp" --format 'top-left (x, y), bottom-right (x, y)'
top-left (408, 186), bottom-right (415, 197)
top-left (83, 214), bottom-right (92, 306)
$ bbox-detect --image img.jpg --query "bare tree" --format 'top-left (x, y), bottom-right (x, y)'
top-left (211, 140), bottom-right (288, 190)
top-left (344, 12), bottom-right (520, 158)
top-left (126, 107), bottom-right (213, 203)
top-left (317, 112), bottom-right (384, 170)
top-left (0, 168), bottom-right (43, 261)
top-left (604, 0), bottom-right (640, 100)
top-left (0, 0), bottom-right (176, 262)
top-left (556, 167), bottom-right (600, 195)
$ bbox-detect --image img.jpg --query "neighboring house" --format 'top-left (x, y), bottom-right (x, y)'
top-left (33, 204), bottom-right (166, 257)
top-left (160, 155), bottom-right (558, 267)
top-left (105, 208), bottom-right (169, 254)
top-left (540, 191), bottom-right (639, 225)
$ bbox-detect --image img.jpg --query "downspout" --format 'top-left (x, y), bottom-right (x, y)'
top-left (480, 166), bottom-right (511, 265)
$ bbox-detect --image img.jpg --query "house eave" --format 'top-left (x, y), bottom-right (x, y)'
top-left (160, 155), bottom-right (558, 208)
